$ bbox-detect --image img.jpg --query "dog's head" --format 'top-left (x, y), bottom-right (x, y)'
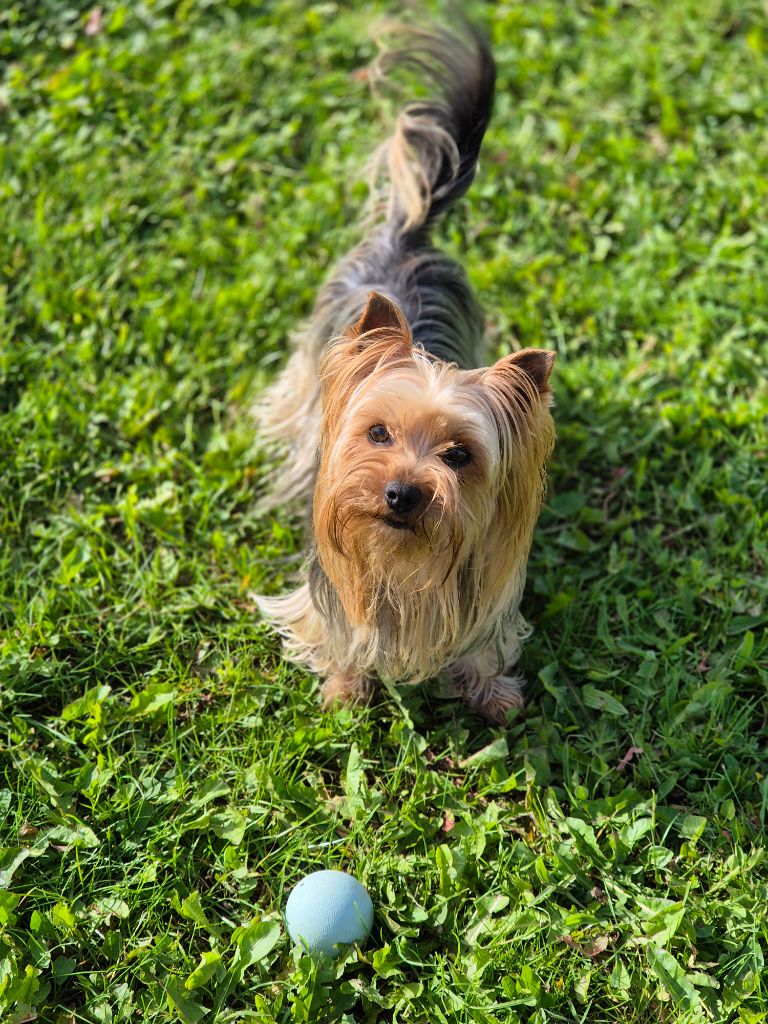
top-left (313, 292), bottom-right (555, 627)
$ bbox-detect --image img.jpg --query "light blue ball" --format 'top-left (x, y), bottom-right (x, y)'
top-left (285, 869), bottom-right (373, 957)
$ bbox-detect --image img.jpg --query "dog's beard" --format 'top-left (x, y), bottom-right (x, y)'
top-left (313, 480), bottom-right (478, 680)
top-left (315, 464), bottom-right (467, 609)
top-left (313, 453), bottom-right (519, 681)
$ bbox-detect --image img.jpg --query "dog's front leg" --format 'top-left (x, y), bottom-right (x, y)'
top-left (321, 669), bottom-right (375, 709)
top-left (451, 659), bottom-right (524, 723)
top-left (450, 613), bottom-right (530, 723)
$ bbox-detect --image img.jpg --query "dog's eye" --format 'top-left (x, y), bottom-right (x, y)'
top-left (440, 444), bottom-right (471, 468)
top-left (367, 424), bottom-right (392, 446)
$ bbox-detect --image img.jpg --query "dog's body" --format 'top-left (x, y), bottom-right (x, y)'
top-left (255, 23), bottom-right (555, 721)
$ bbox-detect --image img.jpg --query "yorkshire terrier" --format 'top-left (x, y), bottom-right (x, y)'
top-left (255, 20), bottom-right (555, 722)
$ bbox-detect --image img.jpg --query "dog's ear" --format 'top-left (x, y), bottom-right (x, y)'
top-left (320, 292), bottom-right (413, 396)
top-left (475, 349), bottom-right (555, 453)
top-left (349, 291), bottom-right (411, 341)
top-left (482, 348), bottom-right (555, 404)
top-left (503, 349), bottom-right (556, 395)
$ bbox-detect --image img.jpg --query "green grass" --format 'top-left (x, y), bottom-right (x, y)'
top-left (1, 1), bottom-right (766, 1021)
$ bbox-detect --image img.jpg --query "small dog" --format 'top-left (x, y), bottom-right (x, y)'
top-left (255, 21), bottom-right (555, 722)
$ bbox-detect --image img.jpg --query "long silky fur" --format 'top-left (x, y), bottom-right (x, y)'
top-left (254, 18), bottom-right (557, 708)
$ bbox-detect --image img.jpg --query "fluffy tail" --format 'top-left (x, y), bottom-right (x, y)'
top-left (370, 20), bottom-right (496, 238)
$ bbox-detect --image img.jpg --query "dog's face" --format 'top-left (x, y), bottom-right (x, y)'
top-left (313, 292), bottom-right (555, 626)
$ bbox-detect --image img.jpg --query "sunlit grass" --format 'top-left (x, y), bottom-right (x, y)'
top-left (0, 2), bottom-right (766, 1022)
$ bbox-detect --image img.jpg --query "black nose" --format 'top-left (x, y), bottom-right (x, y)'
top-left (385, 481), bottom-right (422, 514)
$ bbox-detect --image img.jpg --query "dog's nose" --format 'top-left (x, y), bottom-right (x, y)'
top-left (385, 481), bottom-right (422, 514)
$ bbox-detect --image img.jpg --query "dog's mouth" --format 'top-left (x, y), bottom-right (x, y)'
top-left (379, 515), bottom-right (416, 532)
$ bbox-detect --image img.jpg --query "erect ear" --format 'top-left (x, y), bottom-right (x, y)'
top-left (319, 292), bottom-right (413, 398)
top-left (504, 349), bottom-right (555, 394)
top-left (348, 291), bottom-right (411, 342)
top-left (485, 348), bottom-right (556, 397)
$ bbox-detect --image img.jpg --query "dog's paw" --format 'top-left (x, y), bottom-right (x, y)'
top-left (321, 671), bottom-right (374, 710)
top-left (459, 673), bottom-right (524, 724)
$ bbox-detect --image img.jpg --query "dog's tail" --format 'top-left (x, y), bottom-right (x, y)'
top-left (370, 21), bottom-right (496, 239)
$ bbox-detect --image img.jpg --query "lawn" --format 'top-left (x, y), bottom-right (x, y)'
top-left (1, 1), bottom-right (766, 1021)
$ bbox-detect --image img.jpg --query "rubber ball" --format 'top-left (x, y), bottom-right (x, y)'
top-left (285, 869), bottom-right (373, 957)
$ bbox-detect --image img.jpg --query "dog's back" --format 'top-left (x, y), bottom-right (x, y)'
top-left (328, 23), bottom-right (496, 367)
top-left (256, 20), bottom-right (496, 506)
